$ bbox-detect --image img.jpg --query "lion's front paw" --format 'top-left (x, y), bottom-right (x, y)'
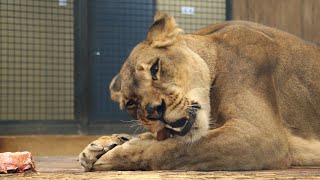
top-left (78, 134), bottom-right (132, 171)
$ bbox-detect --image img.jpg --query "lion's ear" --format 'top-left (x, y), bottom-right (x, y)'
top-left (147, 12), bottom-right (183, 47)
top-left (109, 74), bottom-right (122, 103)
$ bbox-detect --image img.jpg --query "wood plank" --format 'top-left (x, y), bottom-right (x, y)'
top-left (232, 0), bottom-right (320, 44)
top-left (1, 156), bottom-right (320, 179)
top-left (0, 136), bottom-right (100, 156)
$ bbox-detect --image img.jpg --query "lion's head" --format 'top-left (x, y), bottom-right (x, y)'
top-left (110, 13), bottom-right (212, 142)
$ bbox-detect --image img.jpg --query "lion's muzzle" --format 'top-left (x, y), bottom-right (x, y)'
top-left (146, 100), bottom-right (201, 141)
top-left (165, 106), bottom-right (199, 136)
top-left (145, 100), bottom-right (166, 120)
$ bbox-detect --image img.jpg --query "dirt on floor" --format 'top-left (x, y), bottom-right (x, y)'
top-left (0, 156), bottom-right (320, 179)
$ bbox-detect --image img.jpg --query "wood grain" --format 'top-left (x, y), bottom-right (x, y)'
top-left (232, 0), bottom-right (320, 45)
top-left (1, 156), bottom-right (320, 179)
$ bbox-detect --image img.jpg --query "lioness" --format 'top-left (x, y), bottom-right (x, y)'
top-left (79, 13), bottom-right (320, 171)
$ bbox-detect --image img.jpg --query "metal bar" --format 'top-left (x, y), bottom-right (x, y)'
top-left (226, 0), bottom-right (233, 20)
top-left (74, 0), bottom-right (90, 134)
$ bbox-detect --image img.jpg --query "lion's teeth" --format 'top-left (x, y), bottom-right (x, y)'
top-left (165, 124), bottom-right (172, 129)
top-left (165, 120), bottom-right (189, 132)
top-left (165, 124), bottom-right (181, 132)
top-left (172, 127), bottom-right (182, 132)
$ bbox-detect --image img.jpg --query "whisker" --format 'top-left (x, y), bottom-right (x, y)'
top-left (130, 123), bottom-right (141, 128)
top-left (119, 119), bottom-right (144, 129)
top-left (133, 125), bottom-right (144, 134)
top-left (120, 119), bottom-right (139, 123)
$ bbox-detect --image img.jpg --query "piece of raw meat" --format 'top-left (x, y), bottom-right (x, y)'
top-left (0, 151), bottom-right (36, 173)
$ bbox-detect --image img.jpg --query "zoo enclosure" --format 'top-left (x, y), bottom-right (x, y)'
top-left (0, 0), bottom-right (228, 135)
top-left (1, 0), bottom-right (319, 135)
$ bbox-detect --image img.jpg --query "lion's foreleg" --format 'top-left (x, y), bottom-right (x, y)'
top-left (93, 119), bottom-right (290, 171)
top-left (146, 119), bottom-right (290, 170)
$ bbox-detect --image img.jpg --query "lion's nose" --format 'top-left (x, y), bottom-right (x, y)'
top-left (145, 103), bottom-right (160, 115)
top-left (145, 101), bottom-right (165, 120)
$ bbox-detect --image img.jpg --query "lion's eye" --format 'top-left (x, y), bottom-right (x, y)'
top-left (126, 99), bottom-right (137, 109)
top-left (150, 59), bottom-right (159, 80)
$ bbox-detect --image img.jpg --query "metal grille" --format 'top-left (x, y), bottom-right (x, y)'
top-left (0, 0), bottom-right (74, 121)
top-left (0, 0), bottom-right (227, 132)
top-left (88, 0), bottom-right (227, 123)
top-left (88, 0), bottom-right (154, 122)
top-left (157, 0), bottom-right (226, 33)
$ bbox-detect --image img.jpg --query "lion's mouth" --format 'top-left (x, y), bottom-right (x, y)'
top-left (147, 100), bottom-right (201, 141)
top-left (156, 117), bottom-right (195, 141)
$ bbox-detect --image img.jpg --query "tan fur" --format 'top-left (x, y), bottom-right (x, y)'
top-left (79, 13), bottom-right (320, 171)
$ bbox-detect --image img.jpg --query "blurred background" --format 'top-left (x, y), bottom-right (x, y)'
top-left (0, 0), bottom-right (319, 154)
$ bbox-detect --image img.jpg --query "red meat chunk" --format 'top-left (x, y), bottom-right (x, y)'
top-left (0, 151), bottom-right (36, 173)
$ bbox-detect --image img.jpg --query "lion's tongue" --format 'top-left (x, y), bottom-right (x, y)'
top-left (156, 128), bottom-right (170, 141)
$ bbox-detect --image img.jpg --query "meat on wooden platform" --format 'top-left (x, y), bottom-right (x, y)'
top-left (0, 151), bottom-right (36, 173)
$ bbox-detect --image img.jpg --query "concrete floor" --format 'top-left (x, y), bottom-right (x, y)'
top-left (1, 156), bottom-right (320, 179)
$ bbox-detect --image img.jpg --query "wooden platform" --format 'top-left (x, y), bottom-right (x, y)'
top-left (1, 156), bottom-right (320, 179)
top-left (0, 135), bottom-right (100, 156)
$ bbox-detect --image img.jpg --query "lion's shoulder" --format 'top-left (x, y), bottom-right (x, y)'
top-left (192, 21), bottom-right (259, 34)
top-left (192, 20), bottom-right (318, 49)
top-left (192, 21), bottom-right (232, 36)
top-left (192, 21), bottom-right (278, 41)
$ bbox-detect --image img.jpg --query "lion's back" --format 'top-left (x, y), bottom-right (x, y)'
top-left (195, 21), bottom-right (320, 140)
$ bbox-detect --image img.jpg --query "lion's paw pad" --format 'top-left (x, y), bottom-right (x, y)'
top-left (78, 134), bottom-right (132, 171)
